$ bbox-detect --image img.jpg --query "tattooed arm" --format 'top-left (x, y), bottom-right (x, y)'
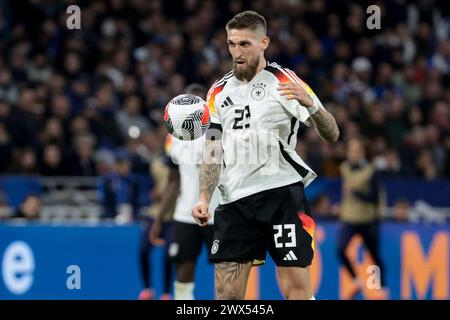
top-left (309, 107), bottom-right (340, 143)
top-left (199, 138), bottom-right (222, 203)
top-left (278, 81), bottom-right (340, 143)
top-left (192, 127), bottom-right (223, 226)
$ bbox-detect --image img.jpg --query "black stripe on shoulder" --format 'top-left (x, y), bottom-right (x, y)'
top-left (224, 70), bottom-right (234, 77)
top-left (211, 71), bottom-right (233, 90)
top-left (265, 64), bottom-right (278, 75)
top-left (220, 71), bottom-right (234, 82)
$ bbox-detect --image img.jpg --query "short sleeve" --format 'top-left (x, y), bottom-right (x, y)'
top-left (205, 81), bottom-right (225, 140)
top-left (206, 81), bottom-right (224, 125)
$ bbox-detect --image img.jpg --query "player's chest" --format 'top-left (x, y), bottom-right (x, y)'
top-left (217, 83), bottom-right (286, 130)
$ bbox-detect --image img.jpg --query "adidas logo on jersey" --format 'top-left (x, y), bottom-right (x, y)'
top-left (283, 250), bottom-right (298, 261)
top-left (220, 97), bottom-right (234, 108)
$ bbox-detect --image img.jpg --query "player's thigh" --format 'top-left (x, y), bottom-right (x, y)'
top-left (267, 182), bottom-right (315, 268)
top-left (214, 260), bottom-right (253, 300)
top-left (169, 222), bottom-right (203, 263)
top-left (276, 265), bottom-right (312, 296)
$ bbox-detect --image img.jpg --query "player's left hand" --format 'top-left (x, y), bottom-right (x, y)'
top-left (277, 82), bottom-right (313, 108)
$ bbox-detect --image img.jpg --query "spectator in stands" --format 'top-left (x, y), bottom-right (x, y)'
top-left (49, 94), bottom-right (72, 129)
top-left (374, 148), bottom-right (406, 178)
top-left (70, 133), bottom-right (97, 176)
top-left (0, 122), bottom-right (12, 172)
top-left (39, 144), bottom-right (67, 176)
top-left (8, 87), bottom-right (41, 148)
top-left (93, 149), bottom-right (115, 176)
top-left (97, 149), bottom-right (140, 223)
top-left (84, 82), bottom-right (124, 148)
top-left (11, 147), bottom-right (39, 175)
top-left (14, 193), bottom-right (42, 220)
top-left (69, 115), bottom-right (92, 142)
top-left (0, 100), bottom-right (13, 133)
top-left (415, 149), bottom-right (439, 180)
top-left (39, 118), bottom-right (66, 149)
top-left (115, 95), bottom-right (152, 141)
top-left (390, 198), bottom-right (411, 222)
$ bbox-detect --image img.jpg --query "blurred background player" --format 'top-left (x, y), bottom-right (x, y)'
top-left (150, 83), bottom-right (220, 300)
top-left (138, 138), bottom-right (175, 300)
top-left (338, 136), bottom-right (388, 299)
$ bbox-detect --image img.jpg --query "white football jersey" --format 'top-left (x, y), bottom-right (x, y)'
top-left (206, 62), bottom-right (320, 204)
top-left (165, 134), bottom-right (220, 224)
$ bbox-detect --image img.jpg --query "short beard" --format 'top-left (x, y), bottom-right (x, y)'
top-left (233, 56), bottom-right (259, 82)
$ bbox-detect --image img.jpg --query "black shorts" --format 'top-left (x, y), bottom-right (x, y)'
top-left (169, 221), bottom-right (215, 263)
top-left (210, 181), bottom-right (315, 268)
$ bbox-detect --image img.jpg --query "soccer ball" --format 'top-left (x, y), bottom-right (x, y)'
top-left (164, 94), bottom-right (210, 140)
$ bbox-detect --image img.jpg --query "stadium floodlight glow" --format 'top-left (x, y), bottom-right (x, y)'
top-left (128, 126), bottom-right (141, 139)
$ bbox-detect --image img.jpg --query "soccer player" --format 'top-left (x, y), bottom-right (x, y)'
top-left (192, 11), bottom-right (339, 300)
top-left (138, 142), bottom-right (174, 300)
top-left (150, 84), bottom-right (220, 300)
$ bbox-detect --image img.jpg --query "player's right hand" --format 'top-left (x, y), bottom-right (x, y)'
top-left (192, 201), bottom-right (211, 227)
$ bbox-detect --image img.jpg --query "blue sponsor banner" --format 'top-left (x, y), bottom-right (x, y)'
top-left (0, 222), bottom-right (448, 300)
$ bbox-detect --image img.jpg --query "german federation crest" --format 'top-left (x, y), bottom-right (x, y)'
top-left (211, 240), bottom-right (220, 254)
top-left (251, 82), bottom-right (266, 101)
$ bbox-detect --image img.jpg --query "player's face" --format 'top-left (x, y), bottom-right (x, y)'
top-left (227, 28), bottom-right (268, 81)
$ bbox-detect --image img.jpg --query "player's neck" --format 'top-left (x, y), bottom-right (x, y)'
top-left (240, 57), bottom-right (267, 83)
top-left (256, 57), bottom-right (267, 75)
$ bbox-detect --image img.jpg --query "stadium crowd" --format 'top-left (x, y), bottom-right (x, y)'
top-left (0, 0), bottom-right (449, 184)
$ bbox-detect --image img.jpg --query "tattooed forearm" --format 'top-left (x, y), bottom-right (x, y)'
top-left (200, 139), bottom-right (222, 202)
top-left (310, 108), bottom-right (340, 142)
top-left (200, 162), bottom-right (220, 202)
